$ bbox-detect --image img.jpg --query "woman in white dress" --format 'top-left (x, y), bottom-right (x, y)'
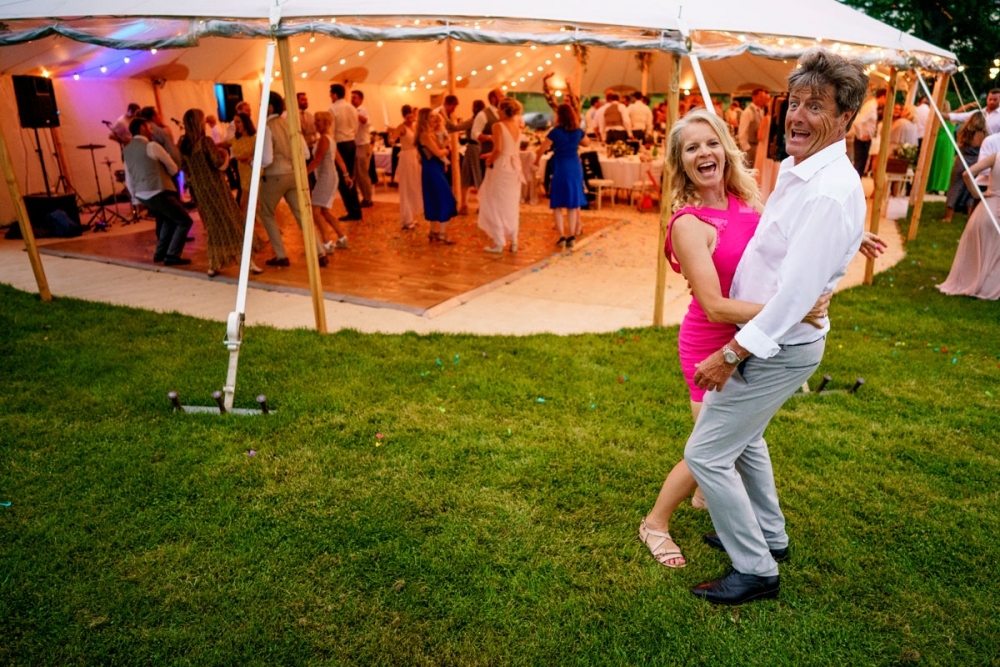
top-left (389, 105), bottom-right (422, 231)
top-left (307, 111), bottom-right (351, 257)
top-left (478, 98), bottom-right (525, 253)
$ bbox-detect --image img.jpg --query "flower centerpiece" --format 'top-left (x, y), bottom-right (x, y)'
top-left (895, 142), bottom-right (919, 167)
top-left (608, 141), bottom-right (631, 158)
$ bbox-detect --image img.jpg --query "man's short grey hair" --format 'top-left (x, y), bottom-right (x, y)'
top-left (788, 49), bottom-right (869, 129)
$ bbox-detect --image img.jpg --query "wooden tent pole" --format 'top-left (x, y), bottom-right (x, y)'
top-left (653, 54), bottom-right (680, 327)
top-left (641, 55), bottom-right (649, 97)
top-left (574, 49), bottom-right (584, 114)
top-left (908, 73), bottom-right (949, 241)
top-left (446, 38), bottom-right (462, 207)
top-left (277, 37), bottom-right (328, 333)
top-left (0, 120), bottom-right (51, 301)
top-left (151, 79), bottom-right (165, 123)
top-left (865, 67), bottom-right (897, 285)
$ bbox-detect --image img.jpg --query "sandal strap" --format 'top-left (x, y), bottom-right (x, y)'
top-left (639, 520), bottom-right (684, 562)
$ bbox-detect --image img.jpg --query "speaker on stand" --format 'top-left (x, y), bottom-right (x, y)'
top-left (12, 75), bottom-right (82, 229)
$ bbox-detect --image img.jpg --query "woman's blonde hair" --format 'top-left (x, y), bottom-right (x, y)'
top-left (498, 97), bottom-right (523, 119)
top-left (314, 111), bottom-right (333, 135)
top-left (665, 108), bottom-right (762, 213)
top-left (416, 107), bottom-right (435, 142)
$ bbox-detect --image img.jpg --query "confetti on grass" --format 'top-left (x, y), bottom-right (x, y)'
top-left (0, 501), bottom-right (11, 507)
top-left (246, 450), bottom-right (257, 456)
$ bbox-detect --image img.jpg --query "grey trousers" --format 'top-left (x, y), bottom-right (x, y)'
top-left (685, 338), bottom-right (825, 577)
top-left (258, 171), bottom-right (322, 259)
top-left (354, 143), bottom-right (373, 203)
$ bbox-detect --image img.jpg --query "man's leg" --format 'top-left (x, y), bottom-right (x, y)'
top-left (258, 174), bottom-right (288, 259)
top-left (143, 192), bottom-right (192, 260)
top-left (280, 174), bottom-right (324, 255)
top-left (685, 339), bottom-right (825, 576)
top-left (336, 141), bottom-right (362, 218)
top-left (854, 140), bottom-right (871, 176)
top-left (354, 143), bottom-right (373, 204)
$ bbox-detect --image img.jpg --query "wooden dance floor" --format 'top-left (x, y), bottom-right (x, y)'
top-left (38, 199), bottom-right (627, 316)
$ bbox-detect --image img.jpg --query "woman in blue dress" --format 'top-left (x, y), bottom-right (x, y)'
top-left (417, 107), bottom-right (458, 245)
top-left (537, 102), bottom-right (590, 248)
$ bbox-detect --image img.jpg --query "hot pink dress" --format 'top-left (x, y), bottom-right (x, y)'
top-left (665, 194), bottom-right (761, 401)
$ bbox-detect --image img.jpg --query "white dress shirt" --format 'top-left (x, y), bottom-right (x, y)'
top-left (595, 102), bottom-right (632, 141)
top-left (584, 105), bottom-right (600, 132)
top-left (124, 137), bottom-right (178, 201)
top-left (949, 107), bottom-right (1000, 136)
top-left (470, 105), bottom-right (498, 142)
top-left (852, 98), bottom-right (879, 142)
top-left (912, 103), bottom-right (930, 138)
top-left (737, 102), bottom-right (766, 152)
top-left (628, 101), bottom-right (653, 133)
top-left (354, 104), bottom-right (371, 145)
top-left (731, 139), bottom-right (865, 359)
top-left (330, 99), bottom-right (358, 143)
top-left (260, 113), bottom-right (308, 173)
top-left (974, 132), bottom-right (1000, 184)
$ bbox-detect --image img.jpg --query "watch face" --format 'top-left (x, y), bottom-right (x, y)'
top-left (724, 349), bottom-right (740, 364)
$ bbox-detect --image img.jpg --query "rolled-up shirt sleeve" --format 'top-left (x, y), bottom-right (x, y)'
top-left (261, 125), bottom-right (274, 169)
top-left (735, 194), bottom-right (861, 358)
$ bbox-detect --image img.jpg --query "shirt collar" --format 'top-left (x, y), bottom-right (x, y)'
top-left (781, 139), bottom-right (848, 182)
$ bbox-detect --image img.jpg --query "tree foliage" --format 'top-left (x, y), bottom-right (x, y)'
top-left (839, 0), bottom-right (1000, 90)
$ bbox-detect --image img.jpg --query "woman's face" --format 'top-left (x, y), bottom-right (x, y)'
top-left (405, 110), bottom-right (416, 123)
top-left (430, 114), bottom-right (442, 130)
top-left (233, 117), bottom-right (244, 136)
top-left (678, 121), bottom-right (726, 192)
top-left (315, 117), bottom-right (330, 134)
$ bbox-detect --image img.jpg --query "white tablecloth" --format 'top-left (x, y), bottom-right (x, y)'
top-left (373, 150), bottom-right (393, 172)
top-left (538, 154), bottom-right (662, 191)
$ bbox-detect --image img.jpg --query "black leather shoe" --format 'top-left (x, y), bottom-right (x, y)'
top-left (691, 568), bottom-right (779, 605)
top-left (338, 214), bottom-right (362, 222)
top-left (163, 256), bottom-right (191, 266)
top-left (703, 533), bottom-right (789, 562)
top-left (318, 255), bottom-right (329, 268)
top-left (153, 254), bottom-right (165, 263)
top-left (360, 200), bottom-right (374, 208)
top-left (265, 257), bottom-right (290, 267)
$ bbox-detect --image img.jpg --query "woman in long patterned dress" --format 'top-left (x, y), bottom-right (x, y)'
top-left (417, 108), bottom-right (458, 245)
top-left (937, 151), bottom-right (1000, 299)
top-left (389, 105), bottom-right (422, 231)
top-left (477, 98), bottom-right (525, 253)
top-left (307, 111), bottom-right (350, 255)
top-left (180, 108), bottom-right (261, 276)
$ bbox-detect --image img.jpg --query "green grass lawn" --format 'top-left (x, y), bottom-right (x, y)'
top-left (1, 202), bottom-right (998, 666)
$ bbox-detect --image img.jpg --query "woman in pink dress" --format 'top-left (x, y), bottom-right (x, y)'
top-left (937, 151), bottom-right (1000, 299)
top-left (638, 109), bottom-right (882, 568)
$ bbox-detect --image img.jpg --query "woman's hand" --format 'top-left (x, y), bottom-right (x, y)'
top-left (859, 231), bottom-right (887, 259)
top-left (802, 292), bottom-right (832, 328)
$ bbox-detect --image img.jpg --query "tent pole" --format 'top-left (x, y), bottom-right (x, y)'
top-left (447, 37), bottom-right (461, 208)
top-left (653, 53), bottom-right (680, 327)
top-left (49, 126), bottom-right (77, 195)
top-left (151, 79), bottom-right (165, 125)
top-left (908, 72), bottom-right (944, 208)
top-left (222, 39), bottom-right (278, 411)
top-left (574, 49), bottom-right (583, 113)
top-left (908, 72), bottom-right (949, 241)
top-left (865, 67), bottom-right (897, 285)
top-left (277, 36), bottom-right (327, 334)
top-left (641, 56), bottom-right (649, 97)
top-left (0, 119), bottom-right (51, 302)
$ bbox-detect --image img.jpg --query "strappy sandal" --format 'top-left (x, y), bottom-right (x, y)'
top-left (639, 519), bottom-right (686, 568)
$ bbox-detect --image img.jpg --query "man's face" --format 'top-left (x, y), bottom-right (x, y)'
top-left (297, 94), bottom-right (308, 111)
top-left (444, 101), bottom-right (458, 114)
top-left (785, 83), bottom-right (853, 164)
top-left (753, 91), bottom-right (770, 108)
top-left (351, 92), bottom-right (362, 108)
top-left (139, 123), bottom-right (154, 140)
top-left (987, 92), bottom-right (1000, 112)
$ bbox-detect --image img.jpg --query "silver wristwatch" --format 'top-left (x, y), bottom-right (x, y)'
top-left (722, 345), bottom-right (742, 365)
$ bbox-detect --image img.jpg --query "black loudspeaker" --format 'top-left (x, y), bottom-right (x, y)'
top-left (24, 194), bottom-right (79, 228)
top-left (12, 75), bottom-right (60, 128)
top-left (216, 83), bottom-right (243, 123)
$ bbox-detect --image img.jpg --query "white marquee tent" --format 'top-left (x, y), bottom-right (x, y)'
top-left (0, 0), bottom-right (958, 222)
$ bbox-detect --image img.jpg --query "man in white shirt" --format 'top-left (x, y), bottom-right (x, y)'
top-left (471, 89), bottom-right (503, 156)
top-left (259, 91), bottom-right (328, 267)
top-left (737, 88), bottom-right (772, 167)
top-left (329, 83), bottom-right (363, 220)
top-left (122, 118), bottom-right (192, 265)
top-left (627, 93), bottom-right (653, 143)
top-left (205, 115), bottom-right (225, 145)
top-left (849, 88), bottom-right (886, 175)
top-left (972, 131), bottom-right (1000, 188)
top-left (725, 101), bottom-right (743, 137)
top-left (948, 88), bottom-right (1000, 136)
top-left (595, 92), bottom-right (632, 143)
top-left (685, 49), bottom-right (869, 605)
top-left (583, 97), bottom-right (602, 137)
top-left (351, 89), bottom-right (374, 207)
top-left (296, 92), bottom-right (318, 154)
top-left (108, 103), bottom-right (140, 146)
